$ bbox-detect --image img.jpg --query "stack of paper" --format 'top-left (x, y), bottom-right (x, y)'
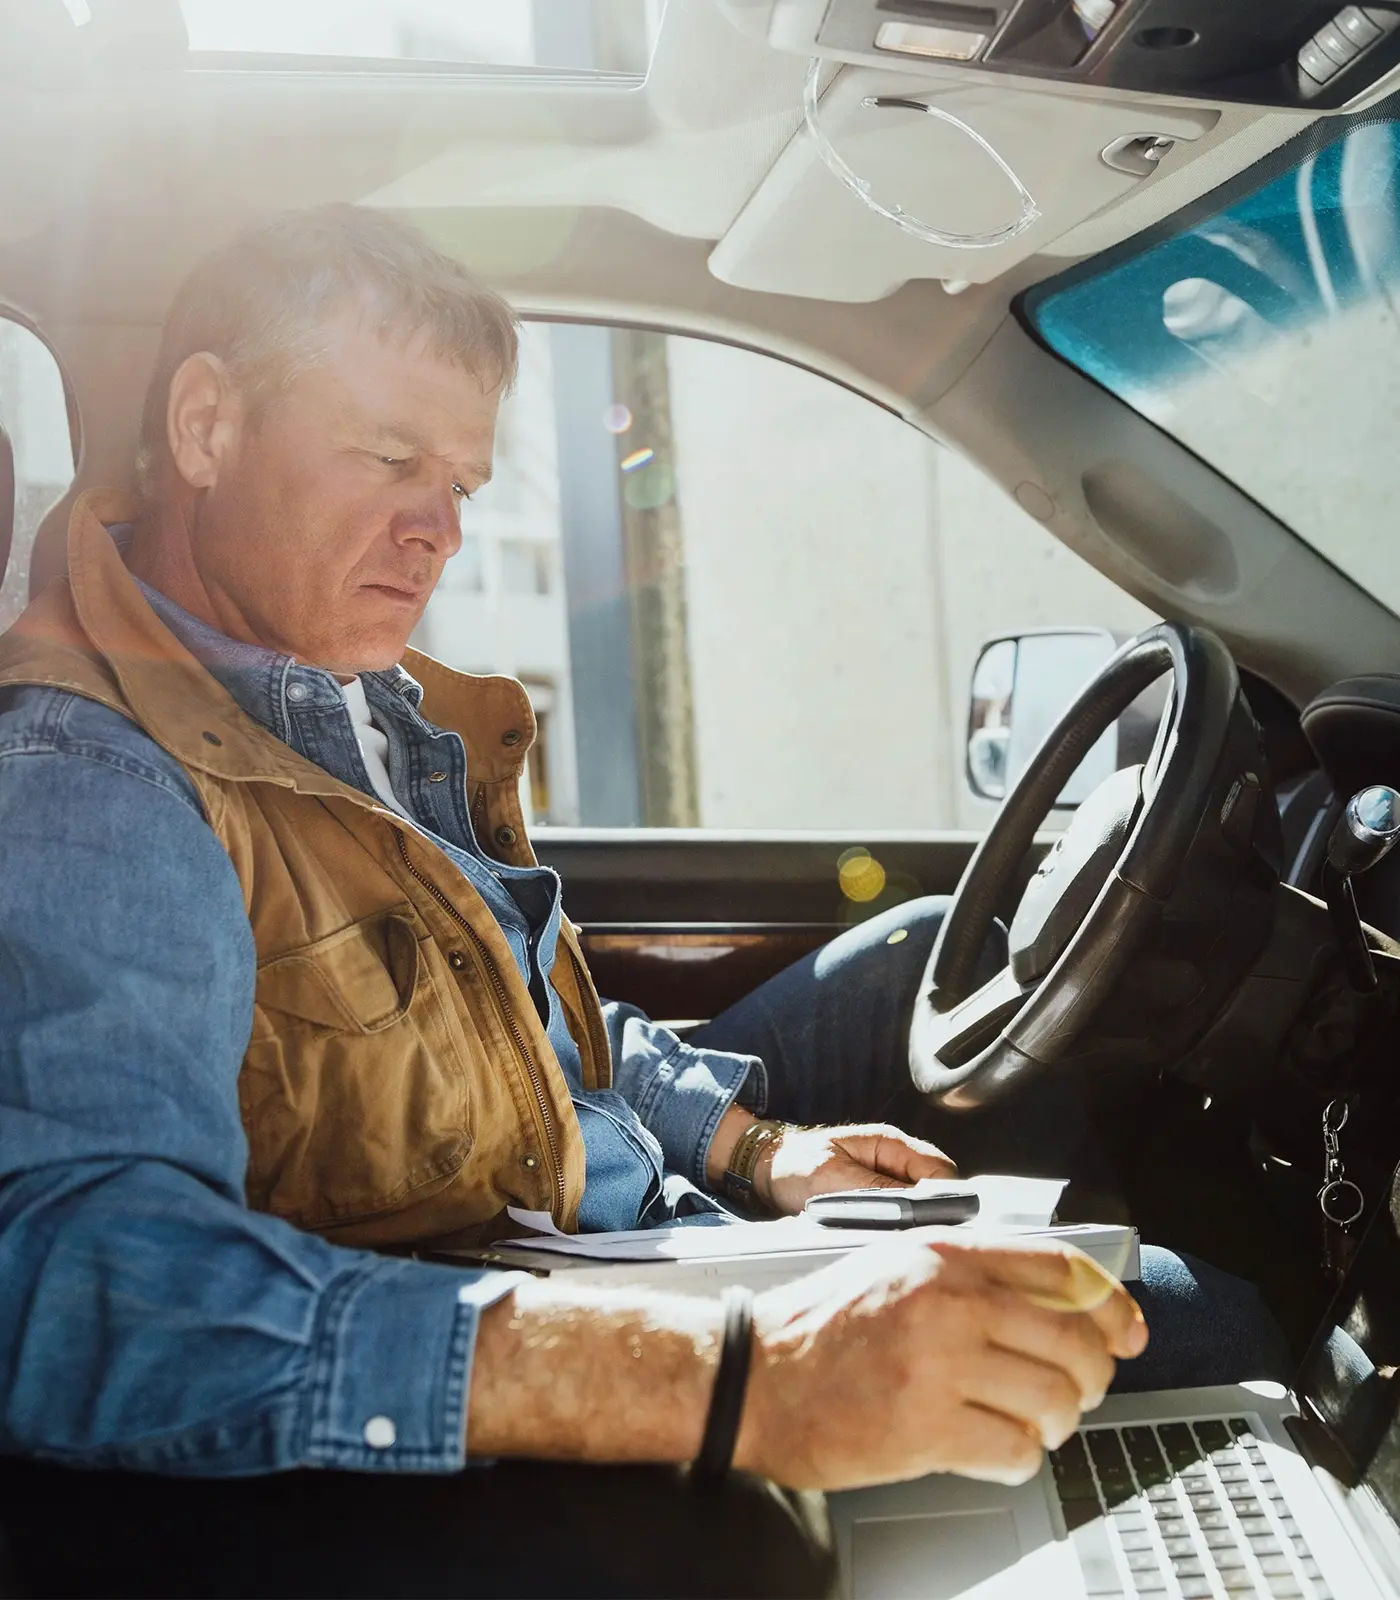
top-left (452, 1175), bottom-right (1140, 1296)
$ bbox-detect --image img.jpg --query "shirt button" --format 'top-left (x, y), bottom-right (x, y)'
top-left (494, 826), bottom-right (517, 847)
top-left (363, 1415), bottom-right (397, 1450)
top-left (428, 771), bottom-right (448, 783)
top-left (501, 729), bottom-right (522, 747)
top-left (286, 682), bottom-right (309, 703)
top-left (448, 950), bottom-right (468, 971)
top-left (522, 1153), bottom-right (539, 1170)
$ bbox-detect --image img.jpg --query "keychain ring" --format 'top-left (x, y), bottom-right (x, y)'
top-left (1323, 1100), bottom-right (1351, 1136)
top-left (1319, 1179), bottom-right (1365, 1227)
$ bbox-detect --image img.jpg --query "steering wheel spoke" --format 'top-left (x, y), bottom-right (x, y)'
top-left (916, 965), bottom-right (1031, 1076)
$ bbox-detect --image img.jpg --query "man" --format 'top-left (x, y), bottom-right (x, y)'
top-left (0, 207), bottom-right (1271, 1598)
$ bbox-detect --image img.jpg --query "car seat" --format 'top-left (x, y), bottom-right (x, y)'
top-left (0, 421), bottom-right (14, 608)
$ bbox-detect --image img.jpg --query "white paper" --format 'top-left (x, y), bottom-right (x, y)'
top-left (500, 1173), bottom-right (1067, 1263)
top-left (505, 1205), bottom-right (567, 1237)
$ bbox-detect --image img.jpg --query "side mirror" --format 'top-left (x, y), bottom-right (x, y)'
top-left (966, 629), bottom-right (1166, 806)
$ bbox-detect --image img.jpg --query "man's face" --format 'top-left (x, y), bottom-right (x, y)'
top-left (185, 316), bottom-right (498, 673)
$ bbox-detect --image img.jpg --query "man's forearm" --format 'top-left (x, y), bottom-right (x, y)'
top-left (467, 1281), bottom-right (723, 1463)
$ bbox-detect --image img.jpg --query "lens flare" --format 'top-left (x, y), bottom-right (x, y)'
top-left (603, 404), bottom-right (633, 434)
top-left (620, 447), bottom-right (654, 473)
top-left (837, 848), bottom-right (887, 904)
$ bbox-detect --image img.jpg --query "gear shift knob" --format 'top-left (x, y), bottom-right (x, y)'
top-left (1323, 785), bottom-right (1400, 992)
top-left (1327, 785), bottom-right (1400, 879)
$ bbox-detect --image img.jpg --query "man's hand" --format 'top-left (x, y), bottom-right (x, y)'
top-left (736, 1237), bottom-right (1148, 1490)
top-left (705, 1107), bottom-right (956, 1214)
top-left (760, 1122), bottom-right (956, 1214)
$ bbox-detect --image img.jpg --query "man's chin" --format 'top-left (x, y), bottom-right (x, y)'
top-left (305, 630), bottom-right (416, 678)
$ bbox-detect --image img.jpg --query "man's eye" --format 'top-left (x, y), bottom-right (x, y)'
top-left (378, 455), bottom-right (406, 468)
top-left (452, 482), bottom-right (473, 502)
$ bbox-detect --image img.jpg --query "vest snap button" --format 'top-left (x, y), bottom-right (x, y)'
top-left (501, 729), bottom-right (522, 747)
top-left (494, 826), bottom-right (517, 847)
top-left (448, 950), bottom-right (468, 971)
top-left (521, 1153), bottom-right (539, 1170)
top-left (428, 770), bottom-right (448, 783)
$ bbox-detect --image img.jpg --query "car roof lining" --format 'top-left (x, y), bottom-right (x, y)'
top-left (7, 0), bottom-right (1400, 701)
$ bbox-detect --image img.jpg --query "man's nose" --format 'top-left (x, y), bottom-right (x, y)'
top-left (391, 486), bottom-right (463, 558)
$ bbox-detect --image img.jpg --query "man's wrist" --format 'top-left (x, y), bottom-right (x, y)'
top-left (705, 1104), bottom-right (757, 1187)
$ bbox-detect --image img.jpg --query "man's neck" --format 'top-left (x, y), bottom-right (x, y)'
top-left (125, 501), bottom-right (274, 655)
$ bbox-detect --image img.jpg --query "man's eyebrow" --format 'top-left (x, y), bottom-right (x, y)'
top-left (372, 424), bottom-right (493, 484)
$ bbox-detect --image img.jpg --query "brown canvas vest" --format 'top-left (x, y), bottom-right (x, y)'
top-left (0, 490), bottom-right (607, 1247)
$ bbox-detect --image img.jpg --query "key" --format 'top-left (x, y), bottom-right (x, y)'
top-left (1194, 1421), bottom-right (1234, 1453)
top-left (1158, 1424), bottom-right (1203, 1471)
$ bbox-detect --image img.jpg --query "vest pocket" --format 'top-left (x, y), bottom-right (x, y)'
top-left (241, 908), bottom-right (474, 1231)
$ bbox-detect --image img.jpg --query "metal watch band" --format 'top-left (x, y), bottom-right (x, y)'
top-left (692, 1284), bottom-right (756, 1488)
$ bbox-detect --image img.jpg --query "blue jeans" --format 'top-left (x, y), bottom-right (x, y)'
top-left (691, 898), bottom-right (1292, 1394)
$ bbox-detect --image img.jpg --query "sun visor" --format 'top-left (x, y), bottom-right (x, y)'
top-left (708, 65), bottom-right (1216, 297)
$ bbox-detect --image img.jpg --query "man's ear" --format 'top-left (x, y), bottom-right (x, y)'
top-left (166, 352), bottom-right (243, 491)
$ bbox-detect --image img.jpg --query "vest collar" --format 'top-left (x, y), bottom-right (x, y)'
top-left (64, 488), bottom-right (535, 790)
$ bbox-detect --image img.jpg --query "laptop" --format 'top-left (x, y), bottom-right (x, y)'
top-left (828, 1190), bottom-right (1400, 1600)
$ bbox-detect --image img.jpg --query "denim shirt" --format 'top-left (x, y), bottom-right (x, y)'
top-left (0, 552), bottom-right (759, 1476)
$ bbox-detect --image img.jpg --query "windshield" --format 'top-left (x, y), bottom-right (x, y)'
top-left (1030, 118), bottom-right (1400, 616)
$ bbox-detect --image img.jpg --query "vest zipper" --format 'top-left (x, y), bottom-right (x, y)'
top-left (393, 828), bottom-right (566, 1220)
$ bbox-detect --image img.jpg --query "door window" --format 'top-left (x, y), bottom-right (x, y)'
top-left (412, 321), bottom-right (1154, 831)
top-left (0, 318), bottom-right (76, 631)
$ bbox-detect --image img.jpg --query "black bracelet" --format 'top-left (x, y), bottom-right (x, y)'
top-left (692, 1285), bottom-right (755, 1487)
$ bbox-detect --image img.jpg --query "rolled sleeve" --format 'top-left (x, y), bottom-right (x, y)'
top-left (306, 1259), bottom-right (523, 1473)
top-left (605, 1004), bottom-right (768, 1187)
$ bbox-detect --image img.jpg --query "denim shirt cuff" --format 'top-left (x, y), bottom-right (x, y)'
top-left (303, 1257), bottom-right (524, 1473)
top-left (606, 1007), bottom-right (768, 1189)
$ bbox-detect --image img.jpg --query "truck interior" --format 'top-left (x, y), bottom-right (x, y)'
top-left (6, 0), bottom-right (1400, 1525)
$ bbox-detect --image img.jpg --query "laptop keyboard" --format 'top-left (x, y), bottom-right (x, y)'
top-left (1050, 1416), bottom-right (1332, 1599)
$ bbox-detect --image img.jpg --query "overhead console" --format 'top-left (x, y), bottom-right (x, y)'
top-left (752, 0), bottom-right (1400, 110)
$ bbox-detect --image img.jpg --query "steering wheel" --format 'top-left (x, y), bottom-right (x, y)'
top-left (910, 622), bottom-right (1243, 1111)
